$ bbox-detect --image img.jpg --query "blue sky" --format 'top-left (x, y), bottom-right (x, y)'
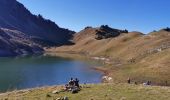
top-left (17, 0), bottom-right (170, 33)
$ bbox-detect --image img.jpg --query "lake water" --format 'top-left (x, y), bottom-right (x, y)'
top-left (0, 55), bottom-right (103, 92)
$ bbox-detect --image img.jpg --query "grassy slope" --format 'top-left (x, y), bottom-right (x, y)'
top-left (46, 29), bottom-right (170, 85)
top-left (1, 29), bottom-right (170, 100)
top-left (0, 83), bottom-right (170, 100)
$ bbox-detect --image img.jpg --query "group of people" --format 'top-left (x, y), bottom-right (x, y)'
top-left (68, 78), bottom-right (80, 87)
top-left (143, 81), bottom-right (151, 86)
top-left (127, 77), bottom-right (152, 86)
top-left (64, 78), bottom-right (80, 93)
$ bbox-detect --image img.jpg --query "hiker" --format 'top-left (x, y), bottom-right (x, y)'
top-left (147, 81), bottom-right (151, 85)
top-left (69, 78), bottom-right (75, 87)
top-left (64, 84), bottom-right (70, 91)
top-left (71, 78), bottom-right (80, 94)
top-left (165, 81), bottom-right (168, 86)
top-left (74, 78), bottom-right (80, 88)
top-left (146, 81), bottom-right (149, 85)
top-left (127, 77), bottom-right (131, 84)
top-left (143, 81), bottom-right (151, 86)
top-left (62, 78), bottom-right (81, 94)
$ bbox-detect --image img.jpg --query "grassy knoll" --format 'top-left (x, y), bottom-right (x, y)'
top-left (99, 48), bottom-right (170, 86)
top-left (0, 83), bottom-right (170, 100)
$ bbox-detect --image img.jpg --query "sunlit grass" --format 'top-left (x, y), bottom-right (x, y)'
top-left (0, 83), bottom-right (170, 100)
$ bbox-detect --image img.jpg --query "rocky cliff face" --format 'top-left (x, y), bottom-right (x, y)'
top-left (0, 0), bottom-right (75, 45)
top-left (0, 0), bottom-right (75, 56)
top-left (0, 28), bottom-right (44, 56)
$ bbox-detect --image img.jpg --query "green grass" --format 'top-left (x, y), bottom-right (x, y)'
top-left (0, 83), bottom-right (170, 100)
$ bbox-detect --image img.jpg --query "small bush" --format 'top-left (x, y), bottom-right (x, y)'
top-left (46, 93), bottom-right (52, 97)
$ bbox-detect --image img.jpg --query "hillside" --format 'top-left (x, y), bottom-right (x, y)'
top-left (46, 26), bottom-right (170, 86)
top-left (0, 0), bottom-right (75, 56)
top-left (47, 25), bottom-right (144, 57)
top-left (0, 0), bottom-right (75, 44)
top-left (0, 28), bottom-right (44, 56)
top-left (0, 83), bottom-right (170, 100)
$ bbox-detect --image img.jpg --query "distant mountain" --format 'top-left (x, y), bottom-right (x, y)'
top-left (0, 0), bottom-right (75, 56)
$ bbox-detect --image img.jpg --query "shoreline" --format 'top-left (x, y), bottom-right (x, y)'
top-left (1, 52), bottom-right (170, 99)
top-left (45, 51), bottom-right (113, 82)
top-left (92, 67), bottom-right (113, 83)
top-left (0, 52), bottom-right (110, 94)
top-left (1, 51), bottom-right (169, 94)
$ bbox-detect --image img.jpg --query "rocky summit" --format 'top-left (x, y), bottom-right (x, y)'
top-left (95, 25), bottom-right (128, 40)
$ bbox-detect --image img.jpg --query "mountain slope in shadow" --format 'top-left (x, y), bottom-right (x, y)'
top-left (0, 0), bottom-right (75, 56)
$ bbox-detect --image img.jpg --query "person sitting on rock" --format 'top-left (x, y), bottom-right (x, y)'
top-left (64, 84), bottom-right (70, 91)
top-left (69, 78), bottom-right (75, 87)
top-left (74, 78), bottom-right (80, 88)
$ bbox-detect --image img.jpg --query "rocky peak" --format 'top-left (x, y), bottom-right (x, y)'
top-left (161, 27), bottom-right (170, 32)
top-left (95, 25), bottom-right (128, 40)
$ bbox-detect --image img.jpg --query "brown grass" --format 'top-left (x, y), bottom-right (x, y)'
top-left (46, 29), bottom-right (170, 86)
top-left (0, 83), bottom-right (170, 100)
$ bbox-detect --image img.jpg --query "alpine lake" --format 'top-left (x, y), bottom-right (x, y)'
top-left (0, 53), bottom-right (103, 93)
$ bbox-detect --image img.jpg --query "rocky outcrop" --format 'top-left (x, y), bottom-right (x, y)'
top-left (0, 28), bottom-right (43, 56)
top-left (162, 27), bottom-right (170, 32)
top-left (73, 25), bottom-right (129, 42)
top-left (95, 25), bottom-right (128, 40)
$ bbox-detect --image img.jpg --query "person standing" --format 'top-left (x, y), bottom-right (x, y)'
top-left (127, 77), bottom-right (131, 84)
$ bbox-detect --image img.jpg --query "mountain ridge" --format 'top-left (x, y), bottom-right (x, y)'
top-left (0, 0), bottom-right (75, 44)
top-left (0, 0), bottom-right (75, 56)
